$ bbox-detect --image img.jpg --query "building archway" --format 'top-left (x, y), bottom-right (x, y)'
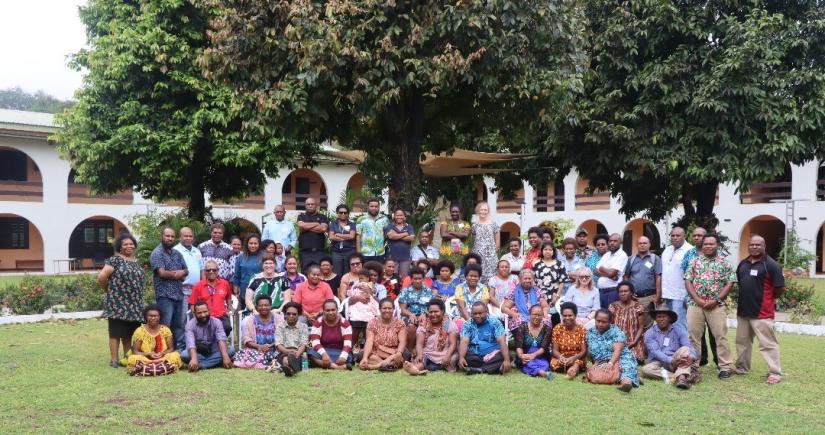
top-left (817, 222), bottom-right (824, 274)
top-left (69, 216), bottom-right (129, 269)
top-left (227, 218), bottom-right (261, 242)
top-left (740, 164), bottom-right (792, 204)
top-left (578, 219), bottom-right (608, 242)
top-left (346, 172), bottom-right (366, 212)
top-left (575, 177), bottom-right (610, 210)
top-left (0, 213), bottom-right (44, 271)
top-left (0, 147), bottom-right (43, 202)
top-left (281, 168), bottom-right (328, 211)
top-left (623, 219), bottom-right (662, 255)
top-left (739, 215), bottom-right (785, 261)
top-left (500, 222), bottom-right (521, 248)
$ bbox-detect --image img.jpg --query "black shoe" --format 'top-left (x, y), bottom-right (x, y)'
top-left (466, 367), bottom-right (483, 376)
top-left (675, 375), bottom-right (690, 389)
top-left (345, 363), bottom-right (353, 371)
top-left (282, 364), bottom-right (295, 377)
top-left (699, 359), bottom-right (708, 367)
top-left (718, 370), bottom-right (731, 380)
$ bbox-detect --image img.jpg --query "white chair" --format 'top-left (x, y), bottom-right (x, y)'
top-left (444, 296), bottom-right (459, 320)
top-left (393, 298), bottom-right (402, 318)
top-left (340, 297), bottom-right (350, 318)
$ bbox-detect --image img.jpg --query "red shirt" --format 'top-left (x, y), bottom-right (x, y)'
top-left (523, 247), bottom-right (541, 270)
top-left (757, 273), bottom-right (776, 319)
top-left (293, 281), bottom-right (334, 317)
top-left (188, 278), bottom-right (232, 317)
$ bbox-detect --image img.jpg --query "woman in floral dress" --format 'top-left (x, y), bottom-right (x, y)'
top-left (587, 309), bottom-right (640, 392)
top-left (609, 282), bottom-right (647, 362)
top-left (440, 204), bottom-right (471, 259)
top-left (471, 201), bottom-right (500, 284)
top-left (98, 233), bottom-right (145, 368)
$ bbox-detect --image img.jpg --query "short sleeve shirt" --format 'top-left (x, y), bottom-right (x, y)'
top-left (397, 286), bottom-right (435, 317)
top-left (149, 244), bottom-right (187, 300)
top-left (384, 224), bottom-right (415, 262)
top-left (623, 253), bottom-right (662, 292)
top-left (736, 256), bottom-right (784, 319)
top-left (356, 214), bottom-right (391, 256)
top-left (684, 254), bottom-right (735, 306)
top-left (297, 212), bottom-right (329, 252)
top-left (198, 240), bottom-right (234, 280)
top-left (460, 318), bottom-right (505, 356)
top-left (329, 220), bottom-right (356, 253)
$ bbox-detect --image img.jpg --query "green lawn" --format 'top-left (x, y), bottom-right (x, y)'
top-left (1, 319), bottom-right (823, 433)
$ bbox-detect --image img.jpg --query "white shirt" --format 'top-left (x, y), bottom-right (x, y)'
top-left (595, 249), bottom-right (628, 289)
top-left (174, 243), bottom-right (203, 292)
top-left (500, 252), bottom-right (525, 273)
top-left (660, 242), bottom-right (692, 300)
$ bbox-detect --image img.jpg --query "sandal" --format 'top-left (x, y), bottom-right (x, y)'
top-left (766, 374), bottom-right (782, 385)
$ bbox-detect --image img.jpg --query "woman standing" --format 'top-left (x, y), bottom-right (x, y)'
top-left (98, 233), bottom-right (145, 368)
top-left (533, 242), bottom-right (569, 324)
top-left (586, 309), bottom-right (640, 392)
top-left (384, 209), bottom-right (415, 278)
top-left (609, 282), bottom-right (647, 362)
top-left (439, 204), bottom-right (471, 258)
top-left (359, 298), bottom-right (407, 371)
top-left (514, 305), bottom-right (553, 379)
top-left (328, 204), bottom-right (357, 276)
top-left (233, 234), bottom-right (263, 307)
top-left (471, 201), bottom-right (500, 283)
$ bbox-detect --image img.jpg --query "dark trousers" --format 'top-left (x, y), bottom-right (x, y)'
top-left (700, 328), bottom-right (719, 366)
top-left (277, 352), bottom-right (303, 373)
top-left (218, 315), bottom-right (232, 336)
top-left (331, 250), bottom-right (354, 277)
top-left (363, 254), bottom-right (385, 264)
top-left (300, 251), bottom-right (325, 273)
top-left (599, 287), bottom-right (619, 310)
top-left (465, 351), bottom-right (504, 374)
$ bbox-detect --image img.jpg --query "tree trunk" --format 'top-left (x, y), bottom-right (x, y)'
top-left (186, 138), bottom-right (210, 220)
top-left (693, 180), bottom-right (719, 231)
top-left (387, 94), bottom-right (425, 213)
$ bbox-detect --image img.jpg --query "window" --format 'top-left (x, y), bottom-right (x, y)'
top-left (295, 177), bottom-right (310, 194)
top-left (0, 217), bottom-right (29, 249)
top-left (0, 150), bottom-right (27, 181)
top-left (69, 220), bottom-right (114, 259)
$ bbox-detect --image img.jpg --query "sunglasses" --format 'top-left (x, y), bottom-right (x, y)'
top-left (338, 211), bottom-right (349, 214)
top-left (205, 269), bottom-right (218, 273)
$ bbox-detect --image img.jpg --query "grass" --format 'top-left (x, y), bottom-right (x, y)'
top-left (1, 319), bottom-right (824, 433)
top-left (798, 277), bottom-right (825, 314)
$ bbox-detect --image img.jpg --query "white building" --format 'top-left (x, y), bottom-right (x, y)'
top-left (1, 108), bottom-right (824, 275)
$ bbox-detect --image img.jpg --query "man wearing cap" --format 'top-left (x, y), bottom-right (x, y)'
top-left (622, 236), bottom-right (662, 326)
top-left (574, 228), bottom-right (593, 261)
top-left (642, 303), bottom-right (697, 389)
top-left (734, 234), bottom-right (785, 385)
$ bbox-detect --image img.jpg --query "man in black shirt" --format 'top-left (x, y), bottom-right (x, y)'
top-left (734, 234), bottom-right (784, 384)
top-left (297, 197), bottom-right (329, 272)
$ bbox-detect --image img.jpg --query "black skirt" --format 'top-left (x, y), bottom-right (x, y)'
top-left (107, 318), bottom-right (141, 339)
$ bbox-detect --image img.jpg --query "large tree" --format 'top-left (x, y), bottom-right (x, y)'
top-left (518, 0), bottom-right (825, 229)
top-left (201, 0), bottom-right (585, 211)
top-left (56, 0), bottom-right (305, 219)
top-left (0, 87), bottom-right (73, 113)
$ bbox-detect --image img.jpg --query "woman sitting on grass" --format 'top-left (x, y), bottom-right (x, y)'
top-left (233, 295), bottom-right (278, 370)
top-left (308, 300), bottom-right (353, 370)
top-left (550, 302), bottom-right (587, 379)
top-left (586, 309), bottom-right (640, 393)
top-left (359, 298), bottom-right (407, 371)
top-left (514, 304), bottom-right (553, 380)
top-left (126, 304), bottom-right (182, 375)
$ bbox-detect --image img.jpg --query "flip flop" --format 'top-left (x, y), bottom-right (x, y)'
top-left (766, 374), bottom-right (782, 385)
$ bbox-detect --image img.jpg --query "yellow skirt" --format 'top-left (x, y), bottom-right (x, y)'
top-left (126, 351), bottom-right (183, 370)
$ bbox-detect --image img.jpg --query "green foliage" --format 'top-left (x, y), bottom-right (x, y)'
top-left (202, 0), bottom-right (586, 211)
top-left (0, 87), bottom-right (73, 113)
top-left (538, 218), bottom-right (576, 247)
top-left (0, 274), bottom-right (103, 315)
top-left (128, 209), bottom-right (211, 266)
top-left (517, 1), bottom-right (825, 223)
top-left (54, 0), bottom-right (305, 218)
top-left (778, 229), bottom-right (817, 272)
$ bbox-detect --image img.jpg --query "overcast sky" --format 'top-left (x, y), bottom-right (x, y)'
top-left (0, 0), bottom-right (87, 100)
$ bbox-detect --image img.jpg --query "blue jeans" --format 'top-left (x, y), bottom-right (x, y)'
top-left (182, 345), bottom-right (236, 369)
top-left (331, 250), bottom-right (354, 277)
top-left (157, 296), bottom-right (186, 351)
top-left (664, 298), bottom-right (688, 331)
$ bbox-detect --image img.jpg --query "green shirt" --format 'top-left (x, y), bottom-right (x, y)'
top-left (684, 254), bottom-right (735, 307)
top-left (356, 213), bottom-right (390, 256)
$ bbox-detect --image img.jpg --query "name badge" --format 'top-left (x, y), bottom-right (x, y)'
top-left (390, 279), bottom-right (398, 284)
top-left (644, 261), bottom-right (653, 269)
top-left (663, 337), bottom-right (670, 347)
top-left (750, 269), bottom-right (758, 277)
top-left (343, 225), bottom-right (350, 231)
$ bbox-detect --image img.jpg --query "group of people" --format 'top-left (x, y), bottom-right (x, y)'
top-left (98, 197), bottom-right (786, 389)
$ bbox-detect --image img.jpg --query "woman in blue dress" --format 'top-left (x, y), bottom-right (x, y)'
top-left (514, 304), bottom-right (552, 379)
top-left (586, 309), bottom-right (640, 392)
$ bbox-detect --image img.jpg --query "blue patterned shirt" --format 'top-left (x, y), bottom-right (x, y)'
top-left (149, 244), bottom-right (187, 301)
top-left (397, 285), bottom-right (435, 317)
top-left (461, 317), bottom-right (505, 356)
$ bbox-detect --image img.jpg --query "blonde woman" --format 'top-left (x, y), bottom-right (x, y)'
top-left (563, 269), bottom-right (601, 327)
top-left (471, 201), bottom-right (500, 284)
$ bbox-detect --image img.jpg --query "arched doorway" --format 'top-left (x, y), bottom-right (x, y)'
top-left (0, 213), bottom-right (44, 271)
top-left (67, 170), bottom-right (133, 204)
top-left (0, 147), bottom-right (43, 202)
top-left (740, 164), bottom-right (792, 204)
top-left (69, 216), bottom-right (129, 269)
top-left (500, 222), bottom-right (521, 248)
top-left (816, 162), bottom-right (824, 202)
top-left (346, 172), bottom-right (366, 212)
top-left (623, 219), bottom-right (662, 255)
top-left (281, 168), bottom-right (328, 211)
top-left (575, 177), bottom-right (610, 210)
top-left (578, 219), bottom-right (608, 242)
top-left (739, 215), bottom-right (785, 261)
top-left (816, 222), bottom-right (824, 274)
top-left (226, 218), bottom-right (261, 242)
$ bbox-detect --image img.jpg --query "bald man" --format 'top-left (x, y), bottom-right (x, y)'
top-left (296, 197), bottom-right (329, 272)
top-left (623, 236), bottom-right (662, 326)
top-left (262, 204), bottom-right (297, 255)
top-left (734, 235), bottom-right (785, 384)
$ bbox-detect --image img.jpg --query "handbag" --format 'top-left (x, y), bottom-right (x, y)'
top-left (585, 362), bottom-right (620, 384)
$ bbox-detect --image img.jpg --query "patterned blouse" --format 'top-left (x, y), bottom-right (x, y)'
top-left (488, 274), bottom-right (519, 303)
top-left (432, 277), bottom-right (460, 298)
top-left (551, 323), bottom-right (587, 358)
top-left (102, 255), bottom-right (145, 322)
top-left (683, 254), bottom-right (735, 307)
top-left (439, 219), bottom-right (470, 256)
top-left (514, 323), bottom-right (552, 354)
top-left (367, 318), bottom-right (406, 348)
top-left (398, 286), bottom-right (436, 317)
top-left (533, 260), bottom-right (569, 299)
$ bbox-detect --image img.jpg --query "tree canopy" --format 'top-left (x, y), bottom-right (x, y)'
top-left (514, 0), bottom-right (825, 228)
top-left (202, 0), bottom-right (585, 211)
top-left (0, 87), bottom-right (73, 113)
top-left (55, 0), bottom-right (305, 219)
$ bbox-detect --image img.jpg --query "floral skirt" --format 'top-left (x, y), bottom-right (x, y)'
top-left (233, 348), bottom-right (277, 370)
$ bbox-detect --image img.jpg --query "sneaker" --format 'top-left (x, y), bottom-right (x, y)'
top-left (465, 367), bottom-right (483, 376)
top-left (675, 375), bottom-right (690, 389)
top-left (110, 361), bottom-right (122, 368)
top-left (718, 370), bottom-right (732, 380)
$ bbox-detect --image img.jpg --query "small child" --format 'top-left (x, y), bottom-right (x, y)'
top-left (347, 269), bottom-right (380, 352)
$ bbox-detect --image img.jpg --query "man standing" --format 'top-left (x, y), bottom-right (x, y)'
top-left (681, 226), bottom-right (716, 367)
top-left (198, 223), bottom-right (234, 281)
top-left (574, 228), bottom-right (593, 260)
top-left (410, 230), bottom-right (440, 269)
top-left (642, 304), bottom-right (697, 389)
top-left (149, 227), bottom-right (188, 350)
top-left (622, 236), bottom-right (662, 324)
top-left (684, 233), bottom-right (735, 379)
top-left (181, 301), bottom-right (234, 371)
top-left (458, 302), bottom-right (511, 375)
top-left (522, 227), bottom-right (543, 270)
top-left (188, 260), bottom-right (234, 336)
top-left (262, 204), bottom-right (297, 255)
top-left (297, 197), bottom-right (329, 272)
top-left (356, 198), bottom-right (390, 263)
top-left (596, 233), bottom-right (628, 308)
top-left (660, 227), bottom-right (692, 331)
top-left (734, 235), bottom-right (785, 385)
top-left (174, 227), bottom-right (203, 320)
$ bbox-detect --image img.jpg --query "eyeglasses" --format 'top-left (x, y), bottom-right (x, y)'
top-left (338, 211), bottom-right (349, 214)
top-left (204, 269), bottom-right (218, 273)
top-left (580, 276), bottom-right (592, 280)
top-left (284, 312), bottom-right (298, 316)
top-left (350, 262), bottom-right (362, 266)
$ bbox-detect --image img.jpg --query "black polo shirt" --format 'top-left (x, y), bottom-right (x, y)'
top-left (735, 255), bottom-right (784, 319)
top-left (297, 212), bottom-right (329, 252)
